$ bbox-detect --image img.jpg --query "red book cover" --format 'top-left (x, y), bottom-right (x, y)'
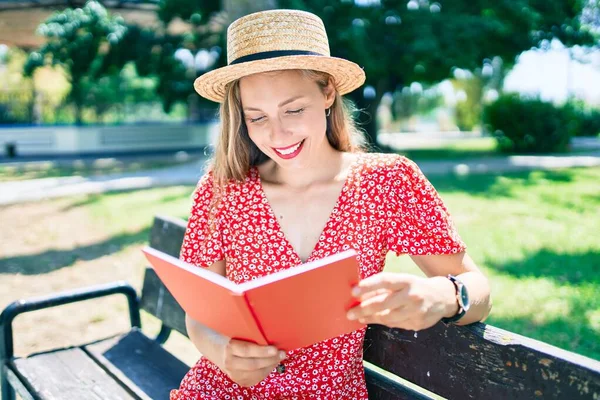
top-left (141, 246), bottom-right (364, 351)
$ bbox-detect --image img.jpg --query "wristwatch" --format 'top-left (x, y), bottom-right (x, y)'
top-left (441, 275), bottom-right (470, 324)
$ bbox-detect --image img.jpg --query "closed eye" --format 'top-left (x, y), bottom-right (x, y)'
top-left (248, 116), bottom-right (266, 123)
top-left (286, 108), bottom-right (305, 115)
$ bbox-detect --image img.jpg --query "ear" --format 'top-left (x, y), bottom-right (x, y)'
top-left (323, 78), bottom-right (336, 109)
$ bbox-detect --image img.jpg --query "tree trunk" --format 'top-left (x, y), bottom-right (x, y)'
top-left (71, 80), bottom-right (84, 126)
top-left (347, 78), bottom-right (393, 153)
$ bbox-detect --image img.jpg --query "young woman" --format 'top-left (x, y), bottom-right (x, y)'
top-left (171, 9), bottom-right (492, 400)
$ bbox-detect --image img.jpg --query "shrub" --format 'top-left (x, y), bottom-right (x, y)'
top-left (483, 94), bottom-right (573, 153)
top-left (562, 100), bottom-right (600, 137)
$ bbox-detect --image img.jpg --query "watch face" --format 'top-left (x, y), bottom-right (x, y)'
top-left (459, 285), bottom-right (470, 311)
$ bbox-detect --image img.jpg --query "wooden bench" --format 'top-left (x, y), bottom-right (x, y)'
top-left (2, 215), bottom-right (599, 399)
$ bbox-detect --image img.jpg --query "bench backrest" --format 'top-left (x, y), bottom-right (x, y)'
top-left (141, 215), bottom-right (600, 400)
top-left (140, 215), bottom-right (189, 338)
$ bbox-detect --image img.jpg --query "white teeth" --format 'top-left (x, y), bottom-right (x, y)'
top-left (275, 140), bottom-right (302, 155)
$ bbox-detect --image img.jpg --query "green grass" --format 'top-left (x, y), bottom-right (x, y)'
top-left (395, 137), bottom-right (595, 161)
top-left (0, 157), bottom-right (199, 182)
top-left (397, 137), bottom-right (500, 161)
top-left (385, 167), bottom-right (600, 360)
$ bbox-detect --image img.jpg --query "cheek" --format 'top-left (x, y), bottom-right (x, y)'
top-left (297, 111), bottom-right (326, 136)
top-left (246, 126), bottom-right (266, 145)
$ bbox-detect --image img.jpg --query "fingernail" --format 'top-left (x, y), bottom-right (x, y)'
top-left (347, 312), bottom-right (356, 320)
top-left (352, 287), bottom-right (360, 297)
top-left (269, 347), bottom-right (277, 355)
top-left (279, 351), bottom-right (286, 360)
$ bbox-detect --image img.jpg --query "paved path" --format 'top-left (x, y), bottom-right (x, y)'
top-left (1, 151), bottom-right (599, 206)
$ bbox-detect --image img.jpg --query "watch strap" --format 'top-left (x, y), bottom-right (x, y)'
top-left (441, 275), bottom-right (466, 324)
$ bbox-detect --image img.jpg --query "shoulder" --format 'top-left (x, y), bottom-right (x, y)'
top-left (193, 167), bottom-right (259, 208)
top-left (195, 167), bottom-right (257, 192)
top-left (356, 152), bottom-right (420, 181)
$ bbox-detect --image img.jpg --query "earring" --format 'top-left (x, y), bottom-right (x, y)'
top-left (326, 108), bottom-right (331, 117)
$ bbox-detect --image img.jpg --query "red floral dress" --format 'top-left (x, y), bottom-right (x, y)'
top-left (171, 153), bottom-right (466, 400)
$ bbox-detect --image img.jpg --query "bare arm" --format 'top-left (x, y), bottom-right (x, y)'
top-left (184, 259), bottom-right (229, 365)
top-left (410, 251), bottom-right (492, 325)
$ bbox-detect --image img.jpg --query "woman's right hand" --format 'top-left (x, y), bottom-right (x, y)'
top-left (218, 339), bottom-right (286, 388)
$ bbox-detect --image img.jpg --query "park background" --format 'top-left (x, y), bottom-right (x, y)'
top-left (0, 0), bottom-right (599, 377)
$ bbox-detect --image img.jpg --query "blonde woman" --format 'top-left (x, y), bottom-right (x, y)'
top-left (173, 9), bottom-right (492, 400)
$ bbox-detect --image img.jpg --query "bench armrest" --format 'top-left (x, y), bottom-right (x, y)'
top-left (0, 281), bottom-right (141, 360)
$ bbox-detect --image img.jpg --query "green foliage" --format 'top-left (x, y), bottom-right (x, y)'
top-left (483, 94), bottom-right (574, 153)
top-left (23, 1), bottom-right (129, 124)
top-left (578, 109), bottom-right (600, 137)
top-left (274, 0), bottom-right (597, 142)
top-left (278, 0), bottom-right (595, 89)
top-left (157, 0), bottom-right (220, 25)
top-left (452, 74), bottom-right (485, 131)
top-left (0, 48), bottom-right (33, 124)
top-left (392, 85), bottom-right (443, 121)
top-left (562, 98), bottom-right (600, 137)
top-left (22, 0), bottom-right (598, 131)
top-left (133, 0), bottom-right (223, 113)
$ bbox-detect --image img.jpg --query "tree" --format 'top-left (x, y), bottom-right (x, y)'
top-left (275, 0), bottom-right (597, 148)
top-left (581, 0), bottom-right (600, 36)
top-left (145, 0), bottom-right (276, 114)
top-left (23, 1), bottom-right (129, 125)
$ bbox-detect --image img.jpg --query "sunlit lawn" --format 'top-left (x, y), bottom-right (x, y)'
top-left (1, 165), bottom-right (598, 363)
top-left (386, 167), bottom-right (600, 360)
top-left (396, 137), bottom-right (500, 161)
top-left (0, 156), bottom-right (202, 182)
top-left (395, 136), bottom-right (595, 161)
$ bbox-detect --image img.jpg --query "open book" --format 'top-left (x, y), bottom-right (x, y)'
top-left (141, 247), bottom-right (365, 351)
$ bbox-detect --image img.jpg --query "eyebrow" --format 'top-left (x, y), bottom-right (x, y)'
top-left (243, 95), bottom-right (305, 112)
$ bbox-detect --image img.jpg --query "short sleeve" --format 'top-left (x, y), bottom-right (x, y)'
top-left (386, 157), bottom-right (466, 256)
top-left (180, 171), bottom-right (224, 267)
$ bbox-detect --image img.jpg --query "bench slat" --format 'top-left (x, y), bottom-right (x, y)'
top-left (140, 215), bottom-right (189, 336)
top-left (4, 367), bottom-right (36, 400)
top-left (84, 328), bottom-right (190, 400)
top-left (365, 365), bottom-right (434, 400)
top-left (149, 214), bottom-right (187, 259)
top-left (364, 323), bottom-right (600, 400)
top-left (140, 268), bottom-right (188, 337)
top-left (11, 347), bottom-right (137, 400)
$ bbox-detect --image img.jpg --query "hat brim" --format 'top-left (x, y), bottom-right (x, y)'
top-left (193, 55), bottom-right (366, 103)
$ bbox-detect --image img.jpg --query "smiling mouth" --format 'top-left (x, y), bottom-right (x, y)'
top-left (273, 140), bottom-right (305, 156)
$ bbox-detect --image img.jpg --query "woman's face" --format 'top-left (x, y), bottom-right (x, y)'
top-left (239, 70), bottom-right (336, 169)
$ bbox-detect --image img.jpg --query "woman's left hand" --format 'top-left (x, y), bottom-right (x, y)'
top-left (346, 272), bottom-right (457, 331)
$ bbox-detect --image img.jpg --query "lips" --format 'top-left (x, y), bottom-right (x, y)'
top-left (273, 140), bottom-right (303, 152)
top-left (272, 139), bottom-right (305, 159)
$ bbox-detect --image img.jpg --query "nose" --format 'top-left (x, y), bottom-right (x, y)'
top-left (268, 117), bottom-right (292, 144)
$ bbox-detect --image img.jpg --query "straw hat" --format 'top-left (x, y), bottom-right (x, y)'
top-left (193, 9), bottom-right (366, 103)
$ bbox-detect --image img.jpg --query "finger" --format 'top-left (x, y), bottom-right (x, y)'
top-left (228, 354), bottom-right (283, 372)
top-left (356, 288), bottom-right (390, 302)
top-left (359, 310), bottom-right (412, 327)
top-left (228, 340), bottom-right (284, 359)
top-left (359, 300), bottom-right (423, 327)
top-left (352, 273), bottom-right (414, 297)
top-left (347, 290), bottom-right (409, 321)
top-left (231, 365), bottom-right (281, 388)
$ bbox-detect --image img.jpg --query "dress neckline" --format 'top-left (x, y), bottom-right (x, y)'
top-left (253, 153), bottom-right (361, 264)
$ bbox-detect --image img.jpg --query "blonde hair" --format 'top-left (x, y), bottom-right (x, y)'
top-left (209, 70), bottom-right (367, 185)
